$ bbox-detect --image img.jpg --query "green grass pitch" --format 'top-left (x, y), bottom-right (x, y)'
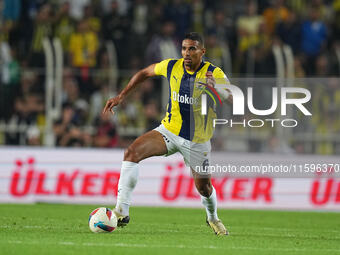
top-left (0, 204), bottom-right (339, 255)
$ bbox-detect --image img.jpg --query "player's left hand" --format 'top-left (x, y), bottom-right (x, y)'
top-left (206, 71), bottom-right (216, 88)
top-left (102, 95), bottom-right (123, 115)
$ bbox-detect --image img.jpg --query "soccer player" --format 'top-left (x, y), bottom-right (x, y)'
top-left (103, 32), bottom-right (232, 235)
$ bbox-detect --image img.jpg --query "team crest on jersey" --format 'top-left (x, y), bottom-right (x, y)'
top-left (195, 81), bottom-right (223, 107)
top-left (196, 82), bottom-right (206, 90)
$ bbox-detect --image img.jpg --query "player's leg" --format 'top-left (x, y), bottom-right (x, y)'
top-left (115, 130), bottom-right (167, 226)
top-left (179, 140), bottom-right (227, 235)
top-left (191, 168), bottom-right (228, 235)
top-left (123, 130), bottom-right (168, 163)
top-left (191, 169), bottom-right (216, 220)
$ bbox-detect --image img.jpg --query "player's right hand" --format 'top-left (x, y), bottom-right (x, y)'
top-left (102, 95), bottom-right (123, 115)
top-left (206, 71), bottom-right (216, 88)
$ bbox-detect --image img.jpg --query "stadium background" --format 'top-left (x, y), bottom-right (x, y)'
top-left (0, 0), bottom-right (339, 211)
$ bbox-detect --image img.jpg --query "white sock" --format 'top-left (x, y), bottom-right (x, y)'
top-left (201, 187), bottom-right (219, 222)
top-left (115, 161), bottom-right (139, 216)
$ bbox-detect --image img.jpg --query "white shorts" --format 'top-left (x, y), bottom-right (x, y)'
top-left (154, 124), bottom-right (211, 175)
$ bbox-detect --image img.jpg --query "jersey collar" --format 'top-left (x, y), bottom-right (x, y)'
top-left (182, 60), bottom-right (205, 76)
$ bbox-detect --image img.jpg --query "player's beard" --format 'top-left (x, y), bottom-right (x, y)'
top-left (184, 62), bottom-right (192, 69)
top-left (184, 58), bottom-right (193, 69)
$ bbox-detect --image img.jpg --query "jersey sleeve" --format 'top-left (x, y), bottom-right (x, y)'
top-left (213, 67), bottom-right (231, 101)
top-left (154, 59), bottom-right (172, 78)
top-left (212, 67), bottom-right (230, 85)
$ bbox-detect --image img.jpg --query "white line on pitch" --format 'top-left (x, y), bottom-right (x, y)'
top-left (1, 224), bottom-right (340, 236)
top-left (3, 240), bottom-right (340, 253)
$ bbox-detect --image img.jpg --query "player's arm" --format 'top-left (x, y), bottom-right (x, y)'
top-left (103, 64), bottom-right (156, 115)
top-left (216, 86), bottom-right (233, 105)
top-left (206, 71), bottom-right (233, 105)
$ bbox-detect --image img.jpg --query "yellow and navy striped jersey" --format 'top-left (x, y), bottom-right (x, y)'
top-left (154, 58), bottom-right (229, 143)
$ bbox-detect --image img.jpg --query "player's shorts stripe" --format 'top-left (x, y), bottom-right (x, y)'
top-left (166, 60), bottom-right (177, 123)
top-left (178, 73), bottom-right (196, 141)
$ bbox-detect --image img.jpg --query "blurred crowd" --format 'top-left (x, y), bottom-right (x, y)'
top-left (0, 0), bottom-right (339, 154)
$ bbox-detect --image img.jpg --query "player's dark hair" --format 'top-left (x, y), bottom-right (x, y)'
top-left (184, 32), bottom-right (204, 47)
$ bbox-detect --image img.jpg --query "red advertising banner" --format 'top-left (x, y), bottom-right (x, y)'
top-left (0, 147), bottom-right (339, 210)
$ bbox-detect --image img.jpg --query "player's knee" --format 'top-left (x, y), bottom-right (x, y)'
top-left (197, 183), bottom-right (212, 197)
top-left (124, 147), bottom-right (141, 163)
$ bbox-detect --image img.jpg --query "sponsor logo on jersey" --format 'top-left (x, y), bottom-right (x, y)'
top-left (172, 91), bottom-right (198, 105)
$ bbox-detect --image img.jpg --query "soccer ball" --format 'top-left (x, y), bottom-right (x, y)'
top-left (88, 207), bottom-right (117, 233)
